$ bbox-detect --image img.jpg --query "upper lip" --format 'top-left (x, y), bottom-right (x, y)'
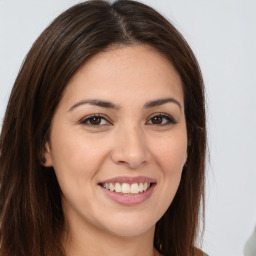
top-left (98, 176), bottom-right (157, 184)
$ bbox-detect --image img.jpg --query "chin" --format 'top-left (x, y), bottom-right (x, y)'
top-left (97, 213), bottom-right (158, 238)
top-left (107, 224), bottom-right (154, 238)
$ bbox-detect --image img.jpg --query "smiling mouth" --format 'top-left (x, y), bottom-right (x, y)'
top-left (98, 176), bottom-right (156, 205)
top-left (99, 182), bottom-right (152, 195)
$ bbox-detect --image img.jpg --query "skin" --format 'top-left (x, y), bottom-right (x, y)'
top-left (43, 44), bottom-right (187, 256)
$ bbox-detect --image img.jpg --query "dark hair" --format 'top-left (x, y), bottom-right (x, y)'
top-left (0, 1), bottom-right (206, 255)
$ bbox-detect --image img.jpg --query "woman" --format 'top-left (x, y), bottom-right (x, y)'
top-left (0, 0), bottom-right (207, 255)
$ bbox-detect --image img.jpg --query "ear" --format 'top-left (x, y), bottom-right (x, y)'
top-left (41, 141), bottom-right (53, 167)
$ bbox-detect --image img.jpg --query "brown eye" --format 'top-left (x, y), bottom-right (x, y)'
top-left (80, 115), bottom-right (110, 126)
top-left (147, 114), bottom-right (176, 126)
top-left (89, 116), bottom-right (102, 125)
top-left (151, 116), bottom-right (163, 124)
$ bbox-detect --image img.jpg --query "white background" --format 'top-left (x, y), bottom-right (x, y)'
top-left (0, 1), bottom-right (256, 256)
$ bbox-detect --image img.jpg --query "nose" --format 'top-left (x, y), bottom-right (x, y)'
top-left (110, 125), bottom-right (150, 169)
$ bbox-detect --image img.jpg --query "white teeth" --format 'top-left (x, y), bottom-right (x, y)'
top-left (102, 182), bottom-right (151, 194)
top-left (115, 183), bottom-right (122, 193)
top-left (122, 183), bottom-right (130, 193)
top-left (103, 183), bottom-right (109, 189)
top-left (109, 183), bottom-right (115, 192)
top-left (138, 183), bottom-right (144, 192)
top-left (130, 183), bottom-right (139, 194)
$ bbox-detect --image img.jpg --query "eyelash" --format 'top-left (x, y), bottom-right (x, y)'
top-left (146, 113), bottom-right (177, 126)
top-left (79, 113), bottom-right (176, 127)
top-left (79, 114), bottom-right (111, 127)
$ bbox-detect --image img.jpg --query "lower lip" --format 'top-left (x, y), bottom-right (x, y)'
top-left (99, 184), bottom-right (156, 206)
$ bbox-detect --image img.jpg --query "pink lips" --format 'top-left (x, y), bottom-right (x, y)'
top-left (98, 176), bottom-right (156, 206)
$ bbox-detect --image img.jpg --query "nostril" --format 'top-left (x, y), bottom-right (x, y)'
top-left (117, 160), bottom-right (127, 165)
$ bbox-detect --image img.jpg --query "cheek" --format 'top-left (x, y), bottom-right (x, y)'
top-left (49, 131), bottom-right (106, 211)
top-left (150, 131), bottom-right (187, 208)
top-left (151, 131), bottom-right (187, 174)
top-left (50, 127), bottom-right (106, 169)
top-left (157, 142), bottom-right (185, 191)
top-left (49, 128), bottom-right (110, 196)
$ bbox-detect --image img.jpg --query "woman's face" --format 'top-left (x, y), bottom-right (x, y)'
top-left (44, 45), bottom-right (187, 238)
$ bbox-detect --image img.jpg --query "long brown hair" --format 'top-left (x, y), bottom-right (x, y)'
top-left (0, 1), bottom-right (206, 255)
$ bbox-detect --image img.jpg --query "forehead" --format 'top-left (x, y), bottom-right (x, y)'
top-left (61, 44), bottom-right (184, 109)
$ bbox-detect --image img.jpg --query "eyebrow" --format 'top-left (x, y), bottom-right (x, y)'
top-left (144, 98), bottom-right (182, 110)
top-left (68, 97), bottom-right (181, 112)
top-left (68, 99), bottom-right (120, 111)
